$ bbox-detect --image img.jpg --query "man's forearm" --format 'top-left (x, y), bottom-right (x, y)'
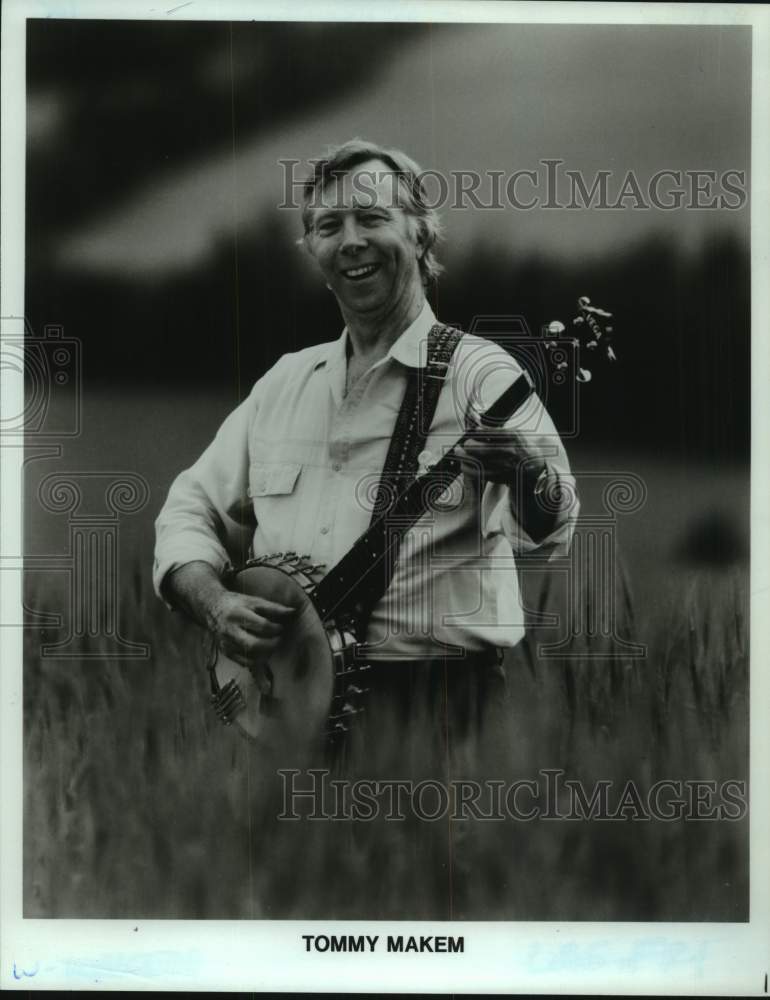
top-left (511, 459), bottom-right (555, 544)
top-left (162, 560), bottom-right (229, 629)
top-left (517, 467), bottom-right (571, 543)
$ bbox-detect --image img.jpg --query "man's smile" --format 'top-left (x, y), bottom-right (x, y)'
top-left (340, 263), bottom-right (381, 281)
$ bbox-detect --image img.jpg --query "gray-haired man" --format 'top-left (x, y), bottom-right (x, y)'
top-left (155, 138), bottom-right (577, 674)
top-left (154, 139), bottom-right (578, 915)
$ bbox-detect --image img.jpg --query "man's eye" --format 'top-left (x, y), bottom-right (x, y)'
top-left (316, 220), bottom-right (339, 235)
top-left (360, 213), bottom-right (386, 226)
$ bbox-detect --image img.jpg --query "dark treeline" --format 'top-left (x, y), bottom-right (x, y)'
top-left (25, 228), bottom-right (749, 462)
top-left (25, 19), bottom-right (749, 462)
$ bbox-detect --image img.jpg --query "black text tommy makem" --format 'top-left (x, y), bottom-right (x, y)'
top-left (301, 934), bottom-right (465, 953)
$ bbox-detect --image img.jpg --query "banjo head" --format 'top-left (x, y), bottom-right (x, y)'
top-left (211, 559), bottom-right (335, 754)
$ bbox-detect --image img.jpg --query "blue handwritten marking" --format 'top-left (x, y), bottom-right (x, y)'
top-left (12, 961), bottom-right (39, 980)
top-left (526, 936), bottom-right (711, 976)
top-left (61, 949), bottom-right (203, 982)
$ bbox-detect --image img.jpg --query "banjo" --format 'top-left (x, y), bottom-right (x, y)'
top-left (208, 299), bottom-right (616, 752)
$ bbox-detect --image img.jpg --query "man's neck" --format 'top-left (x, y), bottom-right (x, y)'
top-left (342, 288), bottom-right (426, 366)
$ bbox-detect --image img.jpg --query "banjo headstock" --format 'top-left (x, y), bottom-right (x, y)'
top-left (542, 295), bottom-right (617, 384)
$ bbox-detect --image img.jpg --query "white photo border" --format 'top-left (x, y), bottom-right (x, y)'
top-left (1, 0), bottom-right (769, 993)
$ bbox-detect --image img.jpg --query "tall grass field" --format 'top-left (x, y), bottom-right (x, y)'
top-left (22, 559), bottom-right (748, 920)
top-left (21, 394), bottom-right (749, 920)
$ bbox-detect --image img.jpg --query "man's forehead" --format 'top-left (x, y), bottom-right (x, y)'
top-left (314, 158), bottom-right (405, 211)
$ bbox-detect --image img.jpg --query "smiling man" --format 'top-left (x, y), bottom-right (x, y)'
top-left (153, 139), bottom-right (578, 913)
top-left (154, 139), bottom-right (576, 670)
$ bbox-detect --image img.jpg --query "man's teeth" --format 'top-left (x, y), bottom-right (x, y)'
top-left (345, 264), bottom-right (377, 278)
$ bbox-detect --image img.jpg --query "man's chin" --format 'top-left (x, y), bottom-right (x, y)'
top-left (337, 289), bottom-right (388, 314)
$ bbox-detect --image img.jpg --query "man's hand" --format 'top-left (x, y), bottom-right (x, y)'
top-left (455, 426), bottom-right (530, 485)
top-left (163, 561), bottom-right (296, 693)
top-left (206, 591), bottom-right (296, 684)
top-left (454, 400), bottom-right (576, 546)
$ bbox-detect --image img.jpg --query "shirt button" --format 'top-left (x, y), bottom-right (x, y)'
top-left (332, 463), bottom-right (341, 472)
top-left (320, 527), bottom-right (329, 535)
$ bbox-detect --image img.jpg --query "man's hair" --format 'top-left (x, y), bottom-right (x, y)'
top-left (300, 138), bottom-right (444, 286)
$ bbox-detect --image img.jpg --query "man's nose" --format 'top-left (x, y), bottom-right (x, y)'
top-left (339, 217), bottom-right (367, 253)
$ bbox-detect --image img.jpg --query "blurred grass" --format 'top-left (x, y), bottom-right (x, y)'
top-left (22, 550), bottom-right (748, 921)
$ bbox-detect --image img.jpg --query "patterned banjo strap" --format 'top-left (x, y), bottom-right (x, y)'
top-left (369, 322), bottom-right (464, 525)
top-left (346, 323), bottom-right (464, 641)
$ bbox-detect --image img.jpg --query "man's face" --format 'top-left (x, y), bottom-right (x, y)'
top-left (305, 159), bottom-right (424, 318)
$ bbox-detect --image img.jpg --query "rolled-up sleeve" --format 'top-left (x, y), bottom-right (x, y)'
top-left (491, 469), bottom-right (579, 559)
top-left (152, 379), bottom-right (262, 604)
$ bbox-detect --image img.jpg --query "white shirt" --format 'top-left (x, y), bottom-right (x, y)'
top-left (153, 302), bottom-right (578, 657)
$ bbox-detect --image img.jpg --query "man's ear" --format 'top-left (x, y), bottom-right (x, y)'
top-left (298, 232), bottom-right (324, 274)
top-left (411, 217), bottom-right (426, 259)
top-left (297, 231), bottom-right (314, 257)
top-left (298, 231), bottom-right (332, 289)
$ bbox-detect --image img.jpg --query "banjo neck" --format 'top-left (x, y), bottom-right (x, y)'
top-left (311, 372), bottom-right (533, 626)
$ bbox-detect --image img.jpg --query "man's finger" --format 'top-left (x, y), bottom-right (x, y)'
top-left (456, 441), bottom-right (505, 463)
top-left (454, 444), bottom-right (484, 473)
top-left (246, 596), bottom-right (298, 619)
top-left (238, 609), bottom-right (285, 637)
top-left (227, 627), bottom-right (281, 662)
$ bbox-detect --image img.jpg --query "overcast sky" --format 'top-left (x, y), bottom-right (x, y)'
top-left (50, 23), bottom-right (750, 279)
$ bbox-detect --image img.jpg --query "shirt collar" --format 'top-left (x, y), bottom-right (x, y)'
top-left (313, 301), bottom-right (438, 374)
top-left (387, 301), bottom-right (438, 369)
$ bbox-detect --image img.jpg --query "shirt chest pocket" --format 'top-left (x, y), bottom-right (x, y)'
top-left (248, 462), bottom-right (302, 498)
top-left (247, 461), bottom-right (303, 544)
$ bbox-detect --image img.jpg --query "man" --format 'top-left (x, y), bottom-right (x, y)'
top-left (153, 139), bottom-right (577, 915)
top-left (154, 137), bottom-right (576, 662)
